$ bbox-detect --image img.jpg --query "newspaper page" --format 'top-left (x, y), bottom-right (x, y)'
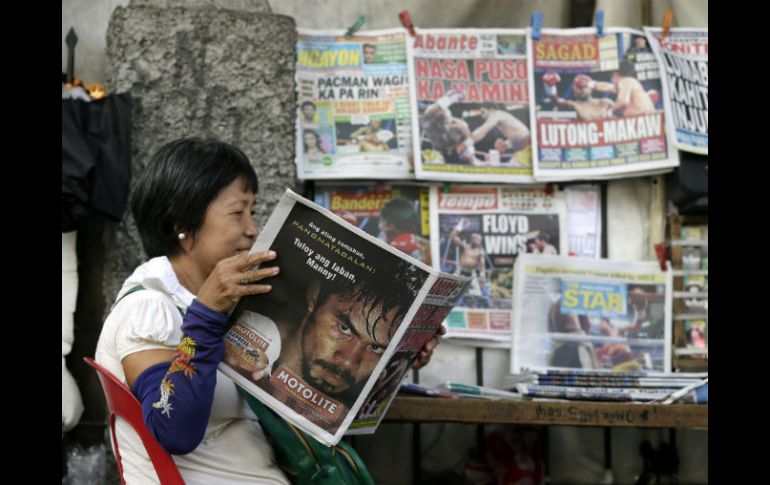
top-left (564, 184), bottom-right (602, 258)
top-left (219, 189), bottom-right (469, 445)
top-left (409, 29), bottom-right (535, 183)
top-left (510, 255), bottom-right (672, 374)
top-left (296, 28), bottom-right (415, 180)
top-left (528, 27), bottom-right (679, 180)
top-left (313, 181), bottom-right (432, 265)
top-left (430, 185), bottom-right (567, 343)
top-left (347, 275), bottom-right (467, 434)
top-left (644, 27), bottom-right (708, 155)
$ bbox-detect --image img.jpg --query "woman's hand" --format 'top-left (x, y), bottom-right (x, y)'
top-left (412, 325), bottom-right (446, 370)
top-left (197, 251), bottom-right (279, 313)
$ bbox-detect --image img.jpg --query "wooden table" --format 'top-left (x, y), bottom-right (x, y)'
top-left (384, 396), bottom-right (707, 429)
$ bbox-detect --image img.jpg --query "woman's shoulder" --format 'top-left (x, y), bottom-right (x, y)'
top-left (115, 256), bottom-right (192, 310)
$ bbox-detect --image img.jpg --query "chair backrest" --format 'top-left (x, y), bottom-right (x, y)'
top-left (83, 357), bottom-right (185, 485)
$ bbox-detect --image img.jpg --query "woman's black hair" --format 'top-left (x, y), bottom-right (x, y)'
top-left (131, 137), bottom-right (258, 258)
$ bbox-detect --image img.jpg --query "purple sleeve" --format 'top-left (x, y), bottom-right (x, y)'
top-left (131, 299), bottom-right (229, 455)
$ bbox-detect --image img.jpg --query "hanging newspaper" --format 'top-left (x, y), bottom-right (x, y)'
top-left (219, 189), bottom-right (469, 445)
top-left (409, 29), bottom-right (535, 183)
top-left (644, 27), bottom-right (708, 155)
top-left (430, 185), bottom-right (566, 343)
top-left (346, 275), bottom-right (466, 434)
top-left (296, 28), bottom-right (415, 180)
top-left (564, 184), bottom-right (602, 258)
top-left (528, 27), bottom-right (679, 180)
top-left (313, 181), bottom-right (433, 265)
top-left (510, 255), bottom-right (672, 374)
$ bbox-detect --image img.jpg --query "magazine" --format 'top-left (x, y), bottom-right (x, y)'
top-left (295, 28), bottom-right (416, 180)
top-left (514, 383), bottom-right (673, 402)
top-left (313, 181), bottom-right (432, 266)
top-left (218, 189), bottom-right (470, 445)
top-left (504, 368), bottom-right (706, 389)
top-left (346, 274), bottom-right (467, 434)
top-left (430, 184), bottom-right (566, 343)
top-left (408, 28), bottom-right (535, 183)
top-left (510, 254), bottom-right (673, 374)
top-left (527, 27), bottom-right (679, 180)
top-left (644, 27), bottom-right (708, 155)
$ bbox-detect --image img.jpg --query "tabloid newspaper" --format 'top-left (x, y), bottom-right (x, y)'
top-left (296, 28), bottom-right (415, 180)
top-left (313, 181), bottom-right (433, 266)
top-left (513, 383), bottom-right (673, 402)
top-left (644, 27), bottom-right (708, 155)
top-left (510, 255), bottom-right (672, 375)
top-left (564, 184), bottom-right (602, 258)
top-left (218, 189), bottom-right (470, 445)
top-left (430, 185), bottom-right (566, 343)
top-left (527, 27), bottom-right (679, 180)
top-left (408, 28), bottom-right (535, 183)
top-left (504, 367), bottom-right (705, 401)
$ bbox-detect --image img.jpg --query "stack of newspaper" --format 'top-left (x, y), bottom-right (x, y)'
top-left (503, 369), bottom-right (708, 403)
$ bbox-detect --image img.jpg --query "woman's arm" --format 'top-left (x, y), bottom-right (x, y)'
top-left (127, 299), bottom-right (229, 454)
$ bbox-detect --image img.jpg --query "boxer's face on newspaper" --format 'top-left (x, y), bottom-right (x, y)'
top-left (574, 84), bottom-right (591, 101)
top-left (378, 219), bottom-right (399, 243)
top-left (301, 290), bottom-right (396, 401)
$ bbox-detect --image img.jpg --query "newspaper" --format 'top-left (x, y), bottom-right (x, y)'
top-left (504, 369), bottom-right (705, 389)
top-left (313, 181), bottom-right (432, 266)
top-left (296, 28), bottom-right (415, 180)
top-left (430, 185), bottom-right (566, 342)
top-left (644, 27), bottom-right (708, 155)
top-left (409, 29), bottom-right (535, 183)
top-left (514, 383), bottom-right (673, 402)
top-left (564, 184), bottom-right (602, 258)
top-left (510, 255), bottom-right (672, 374)
top-left (218, 189), bottom-right (470, 445)
top-left (527, 27), bottom-right (679, 180)
top-left (346, 275), bottom-right (467, 434)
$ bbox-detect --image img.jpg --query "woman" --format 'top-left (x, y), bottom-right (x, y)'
top-left (303, 129), bottom-right (325, 155)
top-left (95, 137), bottom-right (440, 483)
top-left (95, 137), bottom-right (288, 483)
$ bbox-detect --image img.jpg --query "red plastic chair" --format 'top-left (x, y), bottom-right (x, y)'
top-left (83, 357), bottom-right (185, 485)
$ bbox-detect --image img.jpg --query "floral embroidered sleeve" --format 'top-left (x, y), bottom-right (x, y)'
top-left (131, 299), bottom-right (229, 455)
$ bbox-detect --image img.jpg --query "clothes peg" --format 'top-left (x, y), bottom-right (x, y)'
top-left (544, 183), bottom-right (555, 196)
top-left (399, 10), bottom-right (416, 37)
top-left (595, 10), bottom-right (605, 38)
top-left (530, 12), bottom-right (543, 41)
top-left (345, 16), bottom-right (366, 38)
top-left (442, 182), bottom-right (451, 194)
top-left (654, 243), bottom-right (668, 272)
top-left (662, 9), bottom-right (673, 38)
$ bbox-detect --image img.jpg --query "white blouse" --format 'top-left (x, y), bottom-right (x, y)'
top-left (95, 256), bottom-right (289, 485)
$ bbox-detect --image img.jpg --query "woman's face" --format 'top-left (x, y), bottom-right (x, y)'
top-left (188, 175), bottom-right (258, 276)
top-left (304, 132), bottom-right (318, 149)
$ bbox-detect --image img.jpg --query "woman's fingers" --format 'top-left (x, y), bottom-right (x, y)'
top-left (237, 266), bottom-right (280, 285)
top-left (235, 283), bottom-right (273, 296)
top-left (231, 250), bottom-right (277, 270)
